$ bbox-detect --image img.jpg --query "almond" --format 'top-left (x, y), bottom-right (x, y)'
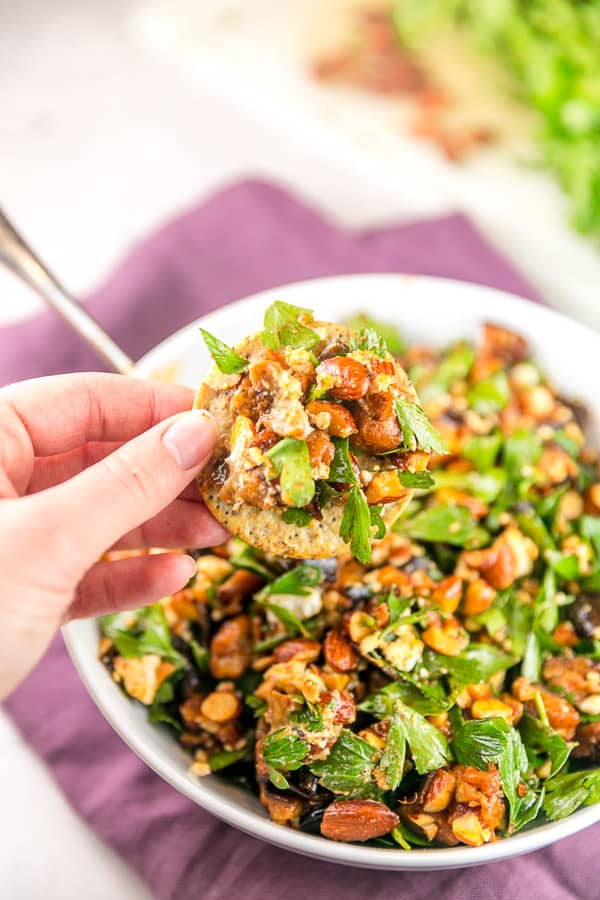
top-left (324, 629), bottom-right (359, 672)
top-left (320, 799), bottom-right (399, 842)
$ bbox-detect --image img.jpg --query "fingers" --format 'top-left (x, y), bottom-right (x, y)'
top-left (29, 445), bottom-right (206, 502)
top-left (0, 373), bottom-right (195, 497)
top-left (31, 408), bottom-right (221, 576)
top-left (0, 373), bottom-right (195, 457)
top-left (27, 442), bottom-right (122, 493)
top-left (114, 497), bottom-right (228, 550)
top-left (66, 553), bottom-right (197, 621)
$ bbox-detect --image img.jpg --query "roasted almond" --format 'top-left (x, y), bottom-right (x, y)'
top-left (324, 629), bottom-right (359, 672)
top-left (320, 799), bottom-right (399, 842)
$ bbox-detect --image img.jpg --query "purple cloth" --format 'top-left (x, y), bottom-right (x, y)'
top-left (3, 180), bottom-right (594, 900)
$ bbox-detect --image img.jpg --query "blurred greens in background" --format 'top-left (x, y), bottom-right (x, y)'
top-left (392, 0), bottom-right (600, 238)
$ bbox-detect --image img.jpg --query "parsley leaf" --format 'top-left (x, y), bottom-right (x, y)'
top-left (348, 327), bottom-right (388, 358)
top-left (393, 700), bottom-right (450, 774)
top-left (261, 300), bottom-right (319, 351)
top-left (344, 314), bottom-right (406, 356)
top-left (378, 713), bottom-right (407, 790)
top-left (199, 328), bottom-right (249, 374)
top-left (452, 717), bottom-right (532, 831)
top-left (262, 728), bottom-right (310, 773)
top-left (259, 563), bottom-right (324, 599)
top-left (267, 438), bottom-right (315, 507)
top-left (396, 470), bottom-right (435, 489)
top-left (340, 485), bottom-right (373, 564)
top-left (394, 504), bottom-right (489, 548)
top-left (369, 504), bottom-right (387, 540)
top-left (328, 436), bottom-right (358, 485)
top-left (282, 508), bottom-right (312, 527)
top-left (100, 604), bottom-right (184, 666)
top-left (467, 371), bottom-right (510, 414)
top-left (394, 398), bottom-right (448, 454)
top-left (543, 769), bottom-right (600, 821)
top-left (310, 729), bottom-right (380, 797)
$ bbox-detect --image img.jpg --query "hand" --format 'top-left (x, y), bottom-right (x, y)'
top-left (0, 373), bottom-right (228, 698)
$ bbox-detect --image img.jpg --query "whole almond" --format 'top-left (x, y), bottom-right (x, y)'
top-left (320, 800), bottom-right (399, 842)
top-left (324, 629), bottom-right (359, 672)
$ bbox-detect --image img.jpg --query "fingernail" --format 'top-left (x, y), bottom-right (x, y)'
top-left (181, 554), bottom-right (198, 580)
top-left (162, 409), bottom-right (217, 469)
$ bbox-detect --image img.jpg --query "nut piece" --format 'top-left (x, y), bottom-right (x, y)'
top-left (470, 698), bottom-right (514, 722)
top-left (273, 639), bottom-right (322, 663)
top-left (324, 629), bottom-right (359, 672)
top-left (462, 578), bottom-right (496, 615)
top-left (364, 470), bottom-right (410, 505)
top-left (433, 575), bottom-right (463, 613)
top-left (316, 356), bottom-right (370, 401)
top-left (450, 812), bottom-right (489, 847)
top-left (200, 691), bottom-right (241, 723)
top-left (320, 799), bottom-right (399, 842)
top-left (422, 769), bottom-right (457, 813)
top-left (209, 614), bottom-right (252, 679)
top-left (422, 618), bottom-right (468, 656)
top-left (306, 400), bottom-right (357, 437)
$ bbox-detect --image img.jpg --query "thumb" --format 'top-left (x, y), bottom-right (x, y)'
top-left (34, 408), bottom-right (219, 574)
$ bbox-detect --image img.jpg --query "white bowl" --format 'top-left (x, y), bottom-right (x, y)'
top-left (64, 274), bottom-right (600, 870)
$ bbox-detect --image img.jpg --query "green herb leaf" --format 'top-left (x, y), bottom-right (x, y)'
top-left (228, 539), bottom-right (273, 580)
top-left (267, 438), bottom-right (315, 508)
top-left (467, 371), bottom-right (510, 414)
top-left (209, 747), bottom-right (249, 772)
top-left (369, 504), bottom-right (387, 540)
top-left (431, 468), bottom-right (506, 502)
top-left (261, 300), bottom-right (318, 351)
top-left (503, 430), bottom-right (543, 480)
top-left (359, 676), bottom-right (455, 718)
top-left (282, 508), bottom-right (313, 527)
top-left (340, 485), bottom-right (373, 564)
top-left (462, 432), bottom-right (503, 472)
top-left (328, 436), bottom-right (358, 486)
top-left (543, 769), bottom-right (600, 821)
top-left (395, 398), bottom-right (449, 454)
top-left (348, 327), bottom-right (388, 358)
top-left (394, 504), bottom-right (489, 548)
top-left (419, 342), bottom-right (476, 403)
top-left (425, 644), bottom-right (517, 685)
top-left (521, 631), bottom-right (542, 682)
top-left (260, 563), bottom-right (324, 599)
top-left (452, 717), bottom-right (531, 830)
top-left (379, 713), bottom-right (407, 791)
top-left (344, 314), bottom-right (406, 356)
top-left (262, 727), bottom-right (310, 772)
top-left (396, 470), bottom-right (435, 489)
top-left (310, 729), bottom-right (380, 797)
top-left (200, 328), bottom-right (249, 374)
top-left (100, 604), bottom-right (184, 666)
top-left (393, 700), bottom-right (449, 774)
top-left (519, 713), bottom-right (572, 779)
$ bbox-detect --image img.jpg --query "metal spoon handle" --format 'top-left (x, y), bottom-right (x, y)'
top-left (0, 208), bottom-right (135, 375)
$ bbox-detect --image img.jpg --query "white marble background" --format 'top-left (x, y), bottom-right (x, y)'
top-left (1, 1), bottom-right (598, 897)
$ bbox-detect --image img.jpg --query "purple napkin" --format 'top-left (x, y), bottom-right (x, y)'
top-left (3, 180), bottom-right (595, 900)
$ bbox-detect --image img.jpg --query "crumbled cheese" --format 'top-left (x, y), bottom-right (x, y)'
top-left (267, 588), bottom-right (323, 622)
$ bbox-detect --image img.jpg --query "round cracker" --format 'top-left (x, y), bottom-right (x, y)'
top-left (195, 323), bottom-right (414, 559)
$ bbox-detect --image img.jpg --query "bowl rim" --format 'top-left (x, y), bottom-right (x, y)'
top-left (64, 272), bottom-right (600, 870)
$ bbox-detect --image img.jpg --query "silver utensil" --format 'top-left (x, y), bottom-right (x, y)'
top-left (0, 208), bottom-right (134, 375)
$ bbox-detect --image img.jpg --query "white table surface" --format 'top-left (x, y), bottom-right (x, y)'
top-left (2, 1), bottom-right (599, 897)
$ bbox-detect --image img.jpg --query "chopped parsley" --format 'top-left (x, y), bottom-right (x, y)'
top-left (394, 398), bottom-right (449, 455)
top-left (282, 508), bottom-right (313, 527)
top-left (348, 327), bottom-right (388, 358)
top-left (267, 438), bottom-right (315, 508)
top-left (396, 470), bottom-right (435, 489)
top-left (199, 328), bottom-right (249, 374)
top-left (261, 300), bottom-right (319, 351)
